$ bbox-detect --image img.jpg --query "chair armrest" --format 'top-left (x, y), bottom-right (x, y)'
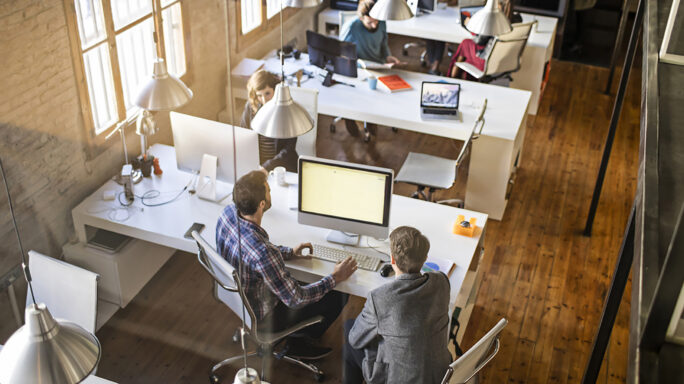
top-left (256, 315), bottom-right (325, 344)
top-left (196, 250), bottom-right (238, 292)
top-left (455, 62), bottom-right (484, 79)
top-left (462, 338), bottom-right (500, 383)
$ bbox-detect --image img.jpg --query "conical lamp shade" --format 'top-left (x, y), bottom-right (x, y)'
top-left (465, 0), bottom-right (512, 36)
top-left (282, 0), bottom-right (321, 8)
top-left (250, 83), bottom-right (314, 139)
top-left (0, 303), bottom-right (101, 384)
top-left (369, 0), bottom-right (414, 21)
top-left (135, 59), bottom-right (193, 111)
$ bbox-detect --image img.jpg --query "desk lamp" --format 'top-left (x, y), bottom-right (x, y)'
top-left (0, 157), bottom-right (101, 384)
top-left (369, 0), bottom-right (414, 21)
top-left (464, 0), bottom-right (512, 36)
top-left (250, 0), bottom-right (315, 139)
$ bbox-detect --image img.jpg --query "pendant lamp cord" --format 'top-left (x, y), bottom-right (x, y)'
top-left (232, 125), bottom-right (251, 377)
top-left (280, 0), bottom-right (285, 82)
top-left (0, 157), bottom-right (37, 305)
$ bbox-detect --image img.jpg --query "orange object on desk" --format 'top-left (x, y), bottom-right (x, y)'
top-left (453, 214), bottom-right (477, 237)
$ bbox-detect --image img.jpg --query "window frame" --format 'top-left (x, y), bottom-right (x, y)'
top-left (64, 0), bottom-right (190, 157)
top-left (236, 0), bottom-right (298, 51)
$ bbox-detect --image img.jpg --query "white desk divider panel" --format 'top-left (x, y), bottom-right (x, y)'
top-left (27, 250), bottom-right (99, 333)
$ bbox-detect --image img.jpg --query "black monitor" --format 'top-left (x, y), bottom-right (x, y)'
top-left (408, 0), bottom-right (435, 14)
top-left (306, 30), bottom-right (357, 86)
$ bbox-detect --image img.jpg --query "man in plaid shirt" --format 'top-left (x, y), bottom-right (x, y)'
top-left (217, 171), bottom-right (357, 359)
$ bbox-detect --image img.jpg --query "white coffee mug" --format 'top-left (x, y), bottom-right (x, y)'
top-left (270, 166), bottom-right (287, 186)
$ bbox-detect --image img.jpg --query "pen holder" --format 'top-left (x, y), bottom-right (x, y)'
top-left (453, 215), bottom-right (477, 237)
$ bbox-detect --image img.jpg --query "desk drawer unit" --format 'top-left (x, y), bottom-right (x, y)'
top-left (63, 239), bottom-right (174, 308)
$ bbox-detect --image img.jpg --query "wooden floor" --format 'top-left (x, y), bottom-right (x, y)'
top-left (95, 58), bottom-right (640, 383)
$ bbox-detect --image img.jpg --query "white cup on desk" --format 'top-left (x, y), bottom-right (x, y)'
top-left (270, 166), bottom-right (287, 186)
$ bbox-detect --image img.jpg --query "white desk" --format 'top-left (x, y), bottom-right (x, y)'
top-left (317, 7), bottom-right (557, 115)
top-left (238, 54), bottom-right (530, 220)
top-left (71, 144), bottom-right (487, 340)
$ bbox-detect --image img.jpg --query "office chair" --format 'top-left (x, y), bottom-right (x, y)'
top-left (290, 87), bottom-right (319, 157)
top-left (191, 231), bottom-right (326, 383)
top-left (440, 318), bottom-right (508, 384)
top-left (454, 21), bottom-right (535, 83)
top-left (27, 250), bottom-right (99, 333)
top-left (395, 100), bottom-right (486, 205)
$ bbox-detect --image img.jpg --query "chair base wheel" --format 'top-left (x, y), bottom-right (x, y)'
top-left (391, 127), bottom-right (398, 132)
top-left (363, 134), bottom-right (371, 143)
top-left (210, 374), bottom-right (220, 384)
top-left (315, 373), bottom-right (325, 382)
top-left (402, 49), bottom-right (408, 56)
top-left (330, 123), bottom-right (336, 133)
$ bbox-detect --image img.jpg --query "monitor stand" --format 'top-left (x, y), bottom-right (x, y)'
top-left (326, 230), bottom-right (359, 246)
top-left (322, 70), bottom-right (334, 87)
top-left (196, 153), bottom-right (232, 203)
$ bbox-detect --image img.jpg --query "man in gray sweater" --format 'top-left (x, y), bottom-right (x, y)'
top-left (343, 226), bottom-right (452, 384)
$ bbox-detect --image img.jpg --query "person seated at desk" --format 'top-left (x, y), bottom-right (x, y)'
top-left (342, 226), bottom-right (451, 384)
top-left (240, 70), bottom-right (298, 173)
top-left (216, 171), bottom-right (358, 358)
top-left (448, 0), bottom-right (520, 80)
top-left (340, 0), bottom-right (404, 139)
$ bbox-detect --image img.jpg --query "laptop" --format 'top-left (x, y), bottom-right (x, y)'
top-left (420, 81), bottom-right (461, 120)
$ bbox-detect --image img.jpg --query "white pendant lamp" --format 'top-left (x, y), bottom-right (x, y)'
top-left (282, 0), bottom-right (321, 8)
top-left (464, 0), bottom-right (512, 36)
top-left (251, 0), bottom-right (315, 139)
top-left (0, 157), bottom-right (101, 384)
top-left (250, 82), bottom-right (313, 138)
top-left (369, 0), bottom-right (414, 21)
top-left (135, 58), bottom-right (193, 111)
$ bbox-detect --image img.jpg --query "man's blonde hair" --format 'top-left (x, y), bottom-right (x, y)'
top-left (357, 0), bottom-right (376, 17)
top-left (390, 226), bottom-right (430, 273)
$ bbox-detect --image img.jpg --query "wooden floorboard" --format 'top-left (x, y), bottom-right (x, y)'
top-left (95, 53), bottom-right (639, 383)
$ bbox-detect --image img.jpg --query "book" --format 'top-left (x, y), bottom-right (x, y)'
top-left (377, 74), bottom-right (412, 93)
top-left (232, 58), bottom-right (265, 78)
top-left (422, 254), bottom-right (456, 277)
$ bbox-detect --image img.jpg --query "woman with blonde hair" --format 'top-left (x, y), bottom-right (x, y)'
top-left (240, 70), bottom-right (299, 172)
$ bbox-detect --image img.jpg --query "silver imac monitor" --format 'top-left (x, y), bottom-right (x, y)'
top-left (298, 156), bottom-right (393, 245)
top-left (170, 112), bottom-right (260, 201)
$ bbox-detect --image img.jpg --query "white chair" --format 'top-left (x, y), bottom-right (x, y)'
top-left (338, 10), bottom-right (357, 35)
top-left (191, 231), bottom-right (326, 383)
top-left (456, 21), bottom-right (536, 83)
top-left (290, 87), bottom-right (319, 157)
top-left (26, 250), bottom-right (99, 333)
top-left (395, 101), bottom-right (486, 204)
top-left (441, 318), bottom-right (508, 384)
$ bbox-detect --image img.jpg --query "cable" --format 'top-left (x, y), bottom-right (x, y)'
top-left (139, 188), bottom-right (187, 207)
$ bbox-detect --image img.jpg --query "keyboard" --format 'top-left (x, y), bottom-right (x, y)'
top-left (311, 244), bottom-right (382, 272)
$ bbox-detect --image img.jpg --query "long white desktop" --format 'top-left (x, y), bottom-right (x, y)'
top-left (70, 144), bottom-right (487, 343)
top-left (233, 53), bottom-right (530, 220)
top-left (317, 7), bottom-right (557, 115)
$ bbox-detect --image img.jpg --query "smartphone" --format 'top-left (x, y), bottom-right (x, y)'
top-left (184, 222), bottom-right (205, 239)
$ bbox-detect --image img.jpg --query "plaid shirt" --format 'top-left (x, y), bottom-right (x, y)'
top-left (216, 204), bottom-right (335, 320)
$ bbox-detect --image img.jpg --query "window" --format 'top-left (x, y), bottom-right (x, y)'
top-left (66, 0), bottom-right (187, 140)
top-left (237, 0), bottom-right (296, 50)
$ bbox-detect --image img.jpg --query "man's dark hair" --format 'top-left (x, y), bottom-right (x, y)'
top-left (233, 171), bottom-right (267, 215)
top-left (390, 226), bottom-right (430, 273)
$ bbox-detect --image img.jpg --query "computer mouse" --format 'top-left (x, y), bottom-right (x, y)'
top-left (379, 264), bottom-right (394, 277)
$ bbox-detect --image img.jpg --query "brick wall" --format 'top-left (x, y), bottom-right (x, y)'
top-left (0, 0), bottom-right (324, 339)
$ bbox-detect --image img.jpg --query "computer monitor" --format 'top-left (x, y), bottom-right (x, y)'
top-left (306, 30), bottom-right (357, 86)
top-left (170, 112), bottom-right (260, 202)
top-left (407, 0), bottom-right (435, 14)
top-left (298, 156), bottom-right (393, 244)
